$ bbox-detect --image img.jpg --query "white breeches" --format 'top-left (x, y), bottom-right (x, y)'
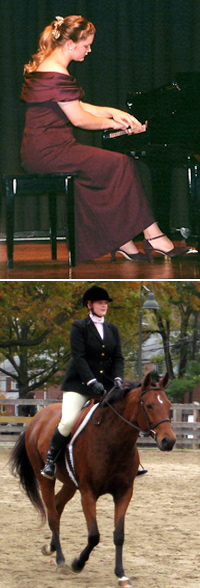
top-left (58, 391), bottom-right (89, 437)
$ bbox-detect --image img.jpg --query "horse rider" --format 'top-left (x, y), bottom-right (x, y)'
top-left (41, 284), bottom-right (147, 480)
top-left (41, 285), bottom-right (125, 479)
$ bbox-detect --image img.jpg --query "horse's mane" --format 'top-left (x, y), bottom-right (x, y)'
top-left (103, 376), bottom-right (160, 405)
top-left (103, 379), bottom-right (140, 405)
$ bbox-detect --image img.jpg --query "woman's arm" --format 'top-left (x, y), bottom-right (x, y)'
top-left (58, 99), bottom-right (124, 130)
top-left (81, 102), bottom-right (147, 134)
top-left (58, 99), bottom-right (146, 133)
top-left (80, 102), bottom-right (116, 118)
top-left (69, 322), bottom-right (95, 383)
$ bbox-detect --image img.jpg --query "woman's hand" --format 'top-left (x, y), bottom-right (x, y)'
top-left (58, 100), bottom-right (147, 133)
top-left (110, 108), bottom-right (147, 134)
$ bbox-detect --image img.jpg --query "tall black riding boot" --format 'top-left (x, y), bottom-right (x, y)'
top-left (41, 426), bottom-right (70, 480)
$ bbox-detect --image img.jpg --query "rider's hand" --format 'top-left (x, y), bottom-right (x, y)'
top-left (114, 377), bottom-right (123, 389)
top-left (88, 380), bottom-right (105, 396)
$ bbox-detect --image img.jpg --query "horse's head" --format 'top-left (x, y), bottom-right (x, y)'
top-left (137, 373), bottom-right (176, 451)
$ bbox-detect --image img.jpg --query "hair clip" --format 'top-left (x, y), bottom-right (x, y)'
top-left (52, 15), bottom-right (64, 40)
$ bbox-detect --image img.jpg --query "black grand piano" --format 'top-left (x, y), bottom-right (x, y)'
top-left (102, 73), bottom-right (200, 245)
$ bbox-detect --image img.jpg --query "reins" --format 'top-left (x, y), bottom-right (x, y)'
top-left (102, 386), bottom-right (171, 439)
top-left (102, 397), bottom-right (143, 433)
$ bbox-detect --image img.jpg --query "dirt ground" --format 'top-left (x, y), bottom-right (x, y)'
top-left (0, 445), bottom-right (200, 588)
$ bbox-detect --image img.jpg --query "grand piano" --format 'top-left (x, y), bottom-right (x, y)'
top-left (102, 73), bottom-right (200, 245)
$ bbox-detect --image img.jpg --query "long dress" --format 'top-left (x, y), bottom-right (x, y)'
top-left (20, 72), bottom-right (154, 263)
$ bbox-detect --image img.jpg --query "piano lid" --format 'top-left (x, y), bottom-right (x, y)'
top-left (126, 73), bottom-right (200, 152)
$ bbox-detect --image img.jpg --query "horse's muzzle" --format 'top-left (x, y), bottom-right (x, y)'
top-left (158, 435), bottom-right (176, 451)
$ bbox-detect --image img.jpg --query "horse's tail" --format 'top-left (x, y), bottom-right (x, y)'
top-left (9, 430), bottom-right (46, 522)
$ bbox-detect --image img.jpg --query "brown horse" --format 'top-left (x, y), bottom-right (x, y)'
top-left (10, 373), bottom-right (176, 588)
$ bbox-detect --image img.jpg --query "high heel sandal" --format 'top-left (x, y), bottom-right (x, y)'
top-left (111, 250), bottom-right (148, 262)
top-left (143, 234), bottom-right (190, 263)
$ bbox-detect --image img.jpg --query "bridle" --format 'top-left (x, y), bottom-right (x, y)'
top-left (139, 387), bottom-right (171, 439)
top-left (102, 386), bottom-right (171, 440)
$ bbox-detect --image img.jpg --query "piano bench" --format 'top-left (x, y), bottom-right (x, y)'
top-left (2, 172), bottom-right (77, 275)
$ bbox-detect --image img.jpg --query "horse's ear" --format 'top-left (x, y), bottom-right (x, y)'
top-left (141, 372), bottom-right (152, 390)
top-left (157, 373), bottom-right (169, 389)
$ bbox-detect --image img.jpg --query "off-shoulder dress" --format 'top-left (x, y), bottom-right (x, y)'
top-left (20, 72), bottom-right (154, 263)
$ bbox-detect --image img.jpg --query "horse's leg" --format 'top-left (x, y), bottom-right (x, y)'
top-left (39, 475), bottom-right (70, 573)
top-left (71, 490), bottom-right (100, 573)
top-left (114, 487), bottom-right (134, 588)
top-left (42, 482), bottom-right (76, 559)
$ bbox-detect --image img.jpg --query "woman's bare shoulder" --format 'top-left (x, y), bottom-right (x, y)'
top-left (36, 58), bottom-right (68, 75)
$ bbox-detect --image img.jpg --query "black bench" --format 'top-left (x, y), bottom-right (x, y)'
top-left (2, 173), bottom-right (77, 276)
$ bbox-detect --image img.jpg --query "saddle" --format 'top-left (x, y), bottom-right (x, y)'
top-left (71, 399), bottom-right (95, 436)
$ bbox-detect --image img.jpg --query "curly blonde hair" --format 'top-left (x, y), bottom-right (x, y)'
top-left (24, 15), bottom-right (96, 73)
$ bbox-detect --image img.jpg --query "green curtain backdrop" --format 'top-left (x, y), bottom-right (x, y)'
top-left (1, 0), bottom-right (200, 234)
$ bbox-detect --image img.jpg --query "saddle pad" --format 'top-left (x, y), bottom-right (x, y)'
top-left (65, 402), bottom-right (99, 487)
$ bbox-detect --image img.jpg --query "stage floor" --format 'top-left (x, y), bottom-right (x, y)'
top-left (0, 241), bottom-right (199, 280)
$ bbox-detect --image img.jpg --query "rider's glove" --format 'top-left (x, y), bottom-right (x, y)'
top-left (114, 377), bottom-right (123, 389)
top-left (88, 380), bottom-right (105, 397)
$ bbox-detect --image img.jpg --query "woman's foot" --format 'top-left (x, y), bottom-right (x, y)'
top-left (117, 250), bottom-right (148, 261)
top-left (143, 228), bottom-right (174, 253)
top-left (143, 233), bottom-right (190, 262)
top-left (120, 232), bottom-right (175, 256)
top-left (118, 240), bottom-right (140, 255)
top-left (112, 240), bottom-right (148, 262)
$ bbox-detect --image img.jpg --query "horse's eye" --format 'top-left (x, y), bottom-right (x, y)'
top-left (146, 403), bottom-right (153, 409)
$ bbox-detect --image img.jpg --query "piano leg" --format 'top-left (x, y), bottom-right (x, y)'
top-left (188, 160), bottom-right (200, 251)
top-left (187, 156), bottom-right (195, 234)
top-left (130, 152), bottom-right (200, 248)
top-left (170, 165), bottom-right (190, 238)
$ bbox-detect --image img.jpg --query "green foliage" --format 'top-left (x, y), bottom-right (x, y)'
top-left (0, 281), bottom-right (90, 395)
top-left (167, 376), bottom-right (200, 403)
top-left (185, 358), bottom-right (200, 378)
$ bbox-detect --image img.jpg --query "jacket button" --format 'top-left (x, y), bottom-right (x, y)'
top-left (100, 370), bottom-right (103, 374)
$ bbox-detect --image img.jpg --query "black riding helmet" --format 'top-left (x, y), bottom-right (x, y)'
top-left (82, 285), bottom-right (113, 306)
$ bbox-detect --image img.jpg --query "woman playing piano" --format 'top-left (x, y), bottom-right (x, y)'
top-left (20, 14), bottom-right (189, 263)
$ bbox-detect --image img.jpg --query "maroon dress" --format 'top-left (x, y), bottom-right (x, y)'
top-left (20, 72), bottom-right (154, 263)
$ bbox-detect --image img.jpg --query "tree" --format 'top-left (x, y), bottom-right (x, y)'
top-left (0, 281), bottom-right (86, 396)
top-left (0, 281), bottom-right (141, 396)
top-left (151, 282), bottom-right (200, 379)
top-left (162, 282), bottom-right (200, 377)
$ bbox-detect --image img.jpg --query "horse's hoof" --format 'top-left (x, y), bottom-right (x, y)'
top-left (41, 544), bottom-right (53, 556)
top-left (71, 557), bottom-right (84, 573)
top-left (118, 578), bottom-right (133, 588)
top-left (57, 562), bottom-right (71, 575)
